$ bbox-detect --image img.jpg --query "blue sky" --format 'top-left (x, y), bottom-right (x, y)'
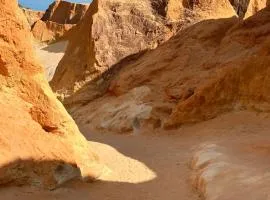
top-left (19, 0), bottom-right (91, 11)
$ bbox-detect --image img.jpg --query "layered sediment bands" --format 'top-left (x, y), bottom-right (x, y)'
top-left (0, 0), bottom-right (103, 188)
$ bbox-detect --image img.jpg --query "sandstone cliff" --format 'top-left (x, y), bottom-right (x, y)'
top-left (32, 20), bottom-right (73, 43)
top-left (31, 0), bottom-right (89, 43)
top-left (229, 0), bottom-right (269, 18)
top-left (41, 0), bottom-right (89, 24)
top-left (69, 6), bottom-right (270, 133)
top-left (245, 0), bottom-right (269, 17)
top-left (166, 0), bottom-right (236, 22)
top-left (50, 0), bottom-right (236, 101)
top-left (50, 0), bottom-right (174, 97)
top-left (0, 0), bottom-right (103, 188)
top-left (22, 8), bottom-right (44, 27)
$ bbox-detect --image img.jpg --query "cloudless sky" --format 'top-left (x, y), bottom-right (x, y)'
top-left (19, 0), bottom-right (91, 11)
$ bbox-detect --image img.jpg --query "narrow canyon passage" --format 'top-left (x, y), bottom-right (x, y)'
top-left (3, 0), bottom-right (270, 199)
top-left (2, 111), bottom-right (270, 200)
top-left (0, 130), bottom-right (200, 200)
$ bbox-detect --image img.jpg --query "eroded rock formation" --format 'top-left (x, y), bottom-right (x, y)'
top-left (245, 0), bottom-right (269, 17)
top-left (50, 0), bottom-right (236, 102)
top-left (0, 0), bottom-right (103, 188)
top-left (229, 0), bottom-right (269, 18)
top-left (190, 140), bottom-right (270, 200)
top-left (69, 6), bottom-right (270, 133)
top-left (41, 0), bottom-right (89, 24)
top-left (21, 8), bottom-right (44, 27)
top-left (50, 0), bottom-right (174, 97)
top-left (32, 20), bottom-right (73, 43)
top-left (31, 0), bottom-right (89, 42)
top-left (166, 0), bottom-right (236, 22)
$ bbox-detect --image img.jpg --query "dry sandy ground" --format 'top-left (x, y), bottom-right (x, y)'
top-left (1, 111), bottom-right (270, 200)
top-left (34, 41), bottom-right (68, 81)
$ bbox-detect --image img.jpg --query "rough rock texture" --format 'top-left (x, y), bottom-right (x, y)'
top-left (32, 20), bottom-right (74, 43)
top-left (31, 1), bottom-right (89, 43)
top-left (41, 0), bottom-right (89, 24)
top-left (229, 0), bottom-right (249, 17)
top-left (68, 7), bottom-right (270, 133)
top-left (245, 0), bottom-right (269, 18)
top-left (0, 0), bottom-right (103, 188)
top-left (190, 142), bottom-right (270, 200)
top-left (165, 0), bottom-right (236, 22)
top-left (230, 0), bottom-right (269, 18)
top-left (50, 0), bottom-right (174, 96)
top-left (21, 8), bottom-right (44, 27)
top-left (50, 0), bottom-right (236, 101)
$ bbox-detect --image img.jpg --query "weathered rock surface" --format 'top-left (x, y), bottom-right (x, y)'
top-left (41, 0), bottom-right (89, 24)
top-left (166, 0), bottom-right (236, 22)
top-left (67, 6), bottom-right (270, 133)
top-left (32, 20), bottom-right (73, 43)
top-left (31, 0), bottom-right (89, 42)
top-left (50, 0), bottom-right (236, 99)
top-left (21, 8), bottom-right (44, 27)
top-left (50, 0), bottom-right (174, 96)
top-left (190, 142), bottom-right (270, 200)
top-left (230, 0), bottom-right (269, 18)
top-left (245, 0), bottom-right (269, 18)
top-left (0, 0), bottom-right (103, 188)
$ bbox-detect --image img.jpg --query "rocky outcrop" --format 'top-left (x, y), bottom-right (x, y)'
top-left (229, 0), bottom-right (269, 18)
top-left (21, 8), bottom-right (44, 27)
top-left (163, 8), bottom-right (270, 128)
top-left (31, 1), bottom-right (89, 43)
top-left (68, 7), bottom-right (270, 133)
top-left (50, 0), bottom-right (174, 97)
top-left (0, 0), bottom-right (104, 188)
top-left (245, 0), bottom-right (269, 18)
top-left (166, 0), bottom-right (236, 22)
top-left (32, 20), bottom-right (74, 42)
top-left (50, 0), bottom-right (236, 101)
top-left (41, 0), bottom-right (89, 24)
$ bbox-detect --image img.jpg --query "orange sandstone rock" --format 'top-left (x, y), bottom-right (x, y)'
top-left (70, 7), bottom-right (270, 132)
top-left (0, 0), bottom-right (103, 188)
top-left (31, 0), bottom-right (89, 42)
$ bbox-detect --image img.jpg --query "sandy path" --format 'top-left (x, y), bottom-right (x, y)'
top-left (0, 127), bottom-right (201, 200)
top-left (1, 111), bottom-right (270, 199)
